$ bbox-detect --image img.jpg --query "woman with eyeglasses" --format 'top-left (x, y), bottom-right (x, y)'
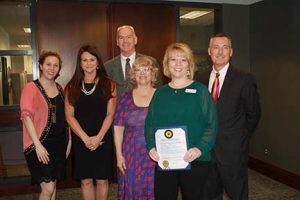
top-left (114, 55), bottom-right (159, 200)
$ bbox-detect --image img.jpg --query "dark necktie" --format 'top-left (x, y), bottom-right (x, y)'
top-left (125, 58), bottom-right (130, 80)
top-left (212, 72), bottom-right (220, 103)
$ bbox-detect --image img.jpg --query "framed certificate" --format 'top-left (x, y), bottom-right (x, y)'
top-left (155, 126), bottom-right (190, 170)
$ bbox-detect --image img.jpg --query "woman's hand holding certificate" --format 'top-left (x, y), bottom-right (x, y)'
top-left (155, 127), bottom-right (190, 170)
top-left (183, 147), bottom-right (202, 163)
top-left (149, 148), bottom-right (160, 162)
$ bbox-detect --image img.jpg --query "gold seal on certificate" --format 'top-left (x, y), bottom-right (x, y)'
top-left (162, 160), bottom-right (170, 169)
top-left (155, 126), bottom-right (190, 170)
top-left (164, 130), bottom-right (173, 138)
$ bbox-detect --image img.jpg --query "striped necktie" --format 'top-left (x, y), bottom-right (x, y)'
top-left (125, 58), bottom-right (130, 80)
top-left (212, 72), bottom-right (220, 103)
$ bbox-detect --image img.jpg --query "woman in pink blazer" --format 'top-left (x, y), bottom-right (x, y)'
top-left (20, 51), bottom-right (71, 200)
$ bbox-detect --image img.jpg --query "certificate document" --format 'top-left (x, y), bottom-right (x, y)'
top-left (155, 126), bottom-right (190, 170)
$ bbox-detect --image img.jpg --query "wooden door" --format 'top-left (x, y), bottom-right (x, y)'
top-left (107, 2), bottom-right (176, 69)
top-left (37, 1), bottom-right (109, 86)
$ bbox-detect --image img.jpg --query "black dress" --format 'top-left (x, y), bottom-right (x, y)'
top-left (72, 83), bottom-right (113, 180)
top-left (25, 93), bottom-right (68, 184)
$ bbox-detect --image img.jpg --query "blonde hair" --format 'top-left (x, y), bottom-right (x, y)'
top-left (162, 43), bottom-right (195, 80)
top-left (129, 56), bottom-right (158, 87)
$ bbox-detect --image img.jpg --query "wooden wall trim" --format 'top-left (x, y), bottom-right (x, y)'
top-left (249, 156), bottom-right (300, 190)
top-left (0, 109), bottom-right (20, 126)
top-left (0, 107), bottom-right (21, 131)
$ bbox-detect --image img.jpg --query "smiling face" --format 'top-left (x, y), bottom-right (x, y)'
top-left (167, 51), bottom-right (190, 80)
top-left (134, 65), bottom-right (152, 86)
top-left (130, 56), bottom-right (158, 87)
top-left (40, 56), bottom-right (60, 81)
top-left (208, 36), bottom-right (233, 71)
top-left (163, 43), bottom-right (195, 80)
top-left (80, 51), bottom-right (98, 75)
top-left (117, 26), bottom-right (138, 57)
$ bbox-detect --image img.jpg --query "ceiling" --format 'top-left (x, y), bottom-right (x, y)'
top-left (0, 1), bottom-right (30, 50)
top-left (180, 7), bottom-right (214, 26)
top-left (165, 0), bottom-right (263, 5)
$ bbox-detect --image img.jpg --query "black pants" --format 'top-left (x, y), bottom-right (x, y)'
top-left (202, 160), bottom-right (249, 200)
top-left (155, 161), bottom-right (211, 200)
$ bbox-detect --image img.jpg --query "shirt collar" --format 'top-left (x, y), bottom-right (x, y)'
top-left (121, 52), bottom-right (136, 62)
top-left (213, 63), bottom-right (230, 78)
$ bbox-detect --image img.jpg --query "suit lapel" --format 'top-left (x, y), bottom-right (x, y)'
top-left (114, 56), bottom-right (125, 82)
top-left (218, 65), bottom-right (234, 105)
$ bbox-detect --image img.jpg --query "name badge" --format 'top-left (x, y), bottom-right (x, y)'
top-left (185, 89), bottom-right (196, 93)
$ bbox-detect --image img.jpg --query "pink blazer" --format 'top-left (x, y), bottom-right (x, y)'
top-left (20, 81), bottom-right (59, 152)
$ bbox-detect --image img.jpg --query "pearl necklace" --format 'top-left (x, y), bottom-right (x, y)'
top-left (81, 78), bottom-right (99, 95)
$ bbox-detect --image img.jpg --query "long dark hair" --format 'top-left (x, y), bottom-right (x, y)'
top-left (65, 45), bottom-right (115, 106)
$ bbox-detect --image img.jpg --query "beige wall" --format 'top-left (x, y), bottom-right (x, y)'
top-left (0, 26), bottom-right (9, 50)
top-left (222, 0), bottom-right (300, 175)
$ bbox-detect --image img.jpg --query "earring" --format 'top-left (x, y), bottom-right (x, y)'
top-left (186, 70), bottom-right (190, 76)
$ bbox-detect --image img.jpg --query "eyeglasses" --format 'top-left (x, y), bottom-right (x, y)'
top-left (134, 67), bottom-right (151, 74)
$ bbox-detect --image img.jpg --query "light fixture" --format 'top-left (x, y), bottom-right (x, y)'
top-left (23, 28), bottom-right (31, 33)
top-left (18, 45), bottom-right (31, 48)
top-left (180, 11), bottom-right (212, 19)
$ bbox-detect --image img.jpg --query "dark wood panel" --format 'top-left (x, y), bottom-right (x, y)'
top-left (0, 1), bottom-right (177, 195)
top-left (108, 2), bottom-right (176, 67)
top-left (249, 156), bottom-right (300, 190)
top-left (37, 1), bottom-right (109, 86)
top-left (0, 145), bottom-right (7, 178)
top-left (0, 108), bottom-right (20, 128)
top-left (0, 183), bottom-right (38, 197)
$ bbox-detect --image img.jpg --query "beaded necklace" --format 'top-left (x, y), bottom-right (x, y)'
top-left (81, 78), bottom-right (99, 95)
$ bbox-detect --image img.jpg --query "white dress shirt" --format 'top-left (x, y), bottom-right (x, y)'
top-left (208, 63), bottom-right (230, 96)
top-left (120, 52), bottom-right (136, 79)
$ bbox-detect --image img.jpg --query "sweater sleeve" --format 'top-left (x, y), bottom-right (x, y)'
top-left (20, 83), bottom-right (35, 121)
top-left (195, 87), bottom-right (218, 155)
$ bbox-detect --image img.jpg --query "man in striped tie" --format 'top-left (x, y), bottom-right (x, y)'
top-left (197, 33), bottom-right (261, 200)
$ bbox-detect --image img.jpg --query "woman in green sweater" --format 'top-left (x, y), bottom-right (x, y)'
top-left (144, 43), bottom-right (218, 200)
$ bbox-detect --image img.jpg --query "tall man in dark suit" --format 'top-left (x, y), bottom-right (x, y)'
top-left (104, 25), bottom-right (160, 98)
top-left (197, 33), bottom-right (261, 200)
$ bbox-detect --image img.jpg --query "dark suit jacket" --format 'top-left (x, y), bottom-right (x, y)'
top-left (196, 65), bottom-right (261, 165)
top-left (104, 53), bottom-right (161, 98)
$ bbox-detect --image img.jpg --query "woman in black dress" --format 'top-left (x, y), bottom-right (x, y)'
top-left (65, 45), bottom-right (116, 200)
top-left (20, 51), bottom-right (71, 200)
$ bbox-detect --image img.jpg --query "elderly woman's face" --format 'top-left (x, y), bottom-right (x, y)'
top-left (134, 65), bottom-right (152, 86)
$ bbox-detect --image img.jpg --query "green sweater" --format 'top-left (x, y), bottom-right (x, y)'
top-left (145, 81), bottom-right (218, 161)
